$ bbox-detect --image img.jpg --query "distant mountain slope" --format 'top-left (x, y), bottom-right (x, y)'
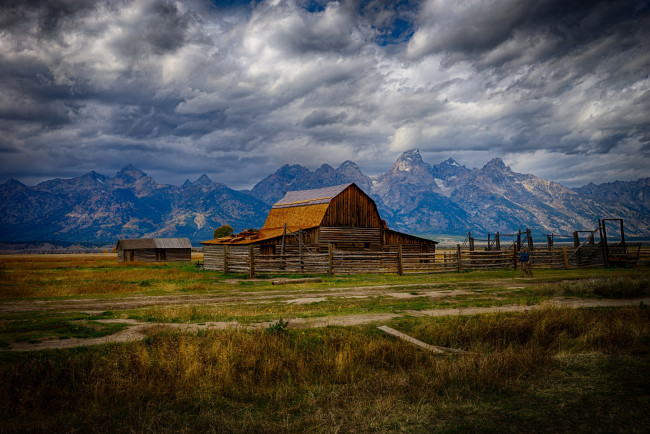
top-left (0, 167), bottom-right (270, 243)
top-left (2, 152), bottom-right (649, 243)
top-left (250, 150), bottom-right (650, 235)
top-left (573, 178), bottom-right (650, 214)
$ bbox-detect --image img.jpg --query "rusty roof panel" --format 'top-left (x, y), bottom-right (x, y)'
top-left (263, 203), bottom-right (329, 229)
top-left (201, 228), bottom-right (286, 245)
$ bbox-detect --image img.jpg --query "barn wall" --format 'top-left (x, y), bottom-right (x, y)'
top-left (204, 245), bottom-right (225, 271)
top-left (117, 249), bottom-right (125, 262)
top-left (318, 227), bottom-right (381, 249)
top-left (321, 185), bottom-right (382, 228)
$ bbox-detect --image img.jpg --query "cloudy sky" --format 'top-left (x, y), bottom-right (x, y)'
top-left (1, 0), bottom-right (649, 189)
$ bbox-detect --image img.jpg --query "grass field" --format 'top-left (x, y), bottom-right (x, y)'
top-left (0, 253), bottom-right (649, 432)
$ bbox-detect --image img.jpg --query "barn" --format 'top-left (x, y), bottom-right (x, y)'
top-left (117, 238), bottom-right (192, 262)
top-left (201, 183), bottom-right (436, 271)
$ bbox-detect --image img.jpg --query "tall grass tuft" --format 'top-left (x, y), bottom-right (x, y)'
top-left (536, 276), bottom-right (650, 298)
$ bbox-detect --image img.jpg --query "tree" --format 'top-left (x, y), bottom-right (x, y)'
top-left (213, 225), bottom-right (234, 239)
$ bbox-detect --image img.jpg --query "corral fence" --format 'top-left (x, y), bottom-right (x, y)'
top-left (203, 242), bottom-right (650, 277)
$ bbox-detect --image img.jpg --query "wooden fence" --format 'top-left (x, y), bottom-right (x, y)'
top-left (203, 242), bottom-right (650, 277)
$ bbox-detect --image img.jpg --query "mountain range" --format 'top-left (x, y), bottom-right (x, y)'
top-left (1, 150), bottom-right (649, 243)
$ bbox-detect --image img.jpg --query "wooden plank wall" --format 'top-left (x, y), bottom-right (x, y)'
top-left (318, 227), bottom-right (381, 249)
top-left (321, 185), bottom-right (382, 227)
top-left (164, 249), bottom-right (192, 262)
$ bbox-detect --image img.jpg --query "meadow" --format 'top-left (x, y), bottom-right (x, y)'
top-left (0, 253), bottom-right (648, 432)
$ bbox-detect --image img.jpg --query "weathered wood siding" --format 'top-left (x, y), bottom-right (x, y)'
top-left (318, 227), bottom-right (381, 249)
top-left (321, 184), bottom-right (382, 228)
top-left (117, 248), bottom-right (190, 262)
top-left (163, 249), bottom-right (191, 262)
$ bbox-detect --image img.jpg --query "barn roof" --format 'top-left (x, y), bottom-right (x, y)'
top-left (118, 238), bottom-right (192, 249)
top-left (272, 183), bottom-right (352, 209)
top-left (260, 183), bottom-right (354, 230)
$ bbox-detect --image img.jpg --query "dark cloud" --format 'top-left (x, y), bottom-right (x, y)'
top-left (302, 109), bottom-right (348, 128)
top-left (0, 0), bottom-right (648, 189)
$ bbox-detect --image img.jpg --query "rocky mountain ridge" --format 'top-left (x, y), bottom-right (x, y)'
top-left (248, 149), bottom-right (650, 236)
top-left (1, 150), bottom-right (649, 243)
top-left (0, 167), bottom-right (269, 242)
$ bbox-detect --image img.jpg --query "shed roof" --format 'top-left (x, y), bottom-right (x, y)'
top-left (118, 238), bottom-right (192, 249)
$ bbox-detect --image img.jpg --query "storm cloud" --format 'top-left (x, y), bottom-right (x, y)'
top-left (0, 0), bottom-right (648, 188)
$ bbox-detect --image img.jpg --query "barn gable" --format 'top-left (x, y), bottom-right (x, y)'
top-left (262, 183), bottom-right (382, 230)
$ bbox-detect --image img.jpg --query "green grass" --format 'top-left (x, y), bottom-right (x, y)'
top-left (0, 311), bottom-right (127, 346)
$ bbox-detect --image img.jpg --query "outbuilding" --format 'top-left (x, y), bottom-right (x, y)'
top-left (116, 238), bottom-right (192, 262)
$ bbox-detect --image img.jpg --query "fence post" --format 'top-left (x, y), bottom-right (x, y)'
top-left (457, 244), bottom-right (462, 272)
top-left (223, 245), bottom-right (229, 273)
top-left (496, 232), bottom-right (501, 250)
top-left (526, 228), bottom-right (534, 251)
top-left (397, 244), bottom-right (403, 276)
top-left (562, 246), bottom-right (568, 269)
top-left (249, 245), bottom-right (255, 278)
top-left (328, 243), bottom-right (333, 277)
top-left (513, 248), bottom-right (518, 270)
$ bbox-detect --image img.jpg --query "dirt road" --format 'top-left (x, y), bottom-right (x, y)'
top-left (5, 296), bottom-right (649, 352)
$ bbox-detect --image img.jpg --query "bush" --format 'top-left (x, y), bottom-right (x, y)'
top-left (213, 225), bottom-right (234, 238)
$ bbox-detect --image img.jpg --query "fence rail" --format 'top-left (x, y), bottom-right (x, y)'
top-left (204, 242), bottom-right (649, 277)
top-left (202, 242), bottom-right (649, 277)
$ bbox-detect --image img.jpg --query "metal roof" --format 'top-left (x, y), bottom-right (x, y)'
top-left (272, 183), bottom-right (352, 209)
top-left (117, 238), bottom-right (191, 249)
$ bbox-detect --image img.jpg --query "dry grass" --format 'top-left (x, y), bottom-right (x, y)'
top-left (536, 276), bottom-right (650, 298)
top-left (0, 255), bottom-right (209, 298)
top-left (1, 307), bottom-right (648, 432)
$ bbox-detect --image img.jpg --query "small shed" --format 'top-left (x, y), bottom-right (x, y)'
top-left (116, 238), bottom-right (192, 262)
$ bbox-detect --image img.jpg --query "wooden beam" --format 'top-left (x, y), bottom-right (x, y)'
top-left (377, 326), bottom-right (467, 354)
top-left (249, 245), bottom-right (255, 279)
top-left (328, 243), bottom-right (333, 277)
top-left (397, 244), bottom-right (403, 276)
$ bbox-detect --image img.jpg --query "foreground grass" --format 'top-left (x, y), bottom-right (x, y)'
top-left (1, 307), bottom-right (648, 432)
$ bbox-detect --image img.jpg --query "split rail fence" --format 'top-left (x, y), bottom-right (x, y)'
top-left (202, 243), bottom-right (650, 277)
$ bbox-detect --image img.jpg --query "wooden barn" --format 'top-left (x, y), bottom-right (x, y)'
top-left (201, 183), bottom-right (437, 270)
top-left (117, 238), bottom-right (192, 262)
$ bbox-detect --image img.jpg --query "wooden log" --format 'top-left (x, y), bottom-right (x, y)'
top-left (328, 243), bottom-right (333, 277)
top-left (249, 245), bottom-right (255, 278)
top-left (457, 244), bottom-right (462, 272)
top-left (377, 326), bottom-right (467, 354)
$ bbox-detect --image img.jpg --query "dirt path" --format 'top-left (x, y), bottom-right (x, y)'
top-left (0, 280), bottom-right (526, 313)
top-left (5, 297), bottom-right (649, 351)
